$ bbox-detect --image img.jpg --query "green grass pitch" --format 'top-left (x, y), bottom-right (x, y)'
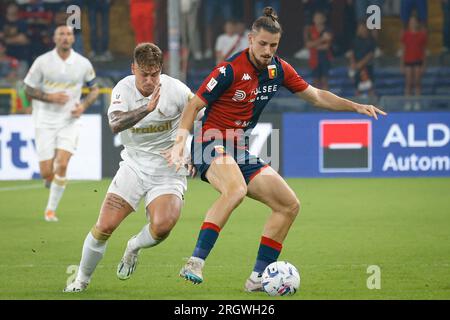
top-left (0, 177), bottom-right (449, 300)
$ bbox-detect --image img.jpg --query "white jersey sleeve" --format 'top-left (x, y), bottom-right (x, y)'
top-left (83, 59), bottom-right (96, 85)
top-left (24, 56), bottom-right (43, 89)
top-left (171, 77), bottom-right (193, 113)
top-left (108, 78), bottom-right (132, 114)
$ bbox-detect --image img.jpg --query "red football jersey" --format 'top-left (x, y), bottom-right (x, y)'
top-left (196, 48), bottom-right (309, 141)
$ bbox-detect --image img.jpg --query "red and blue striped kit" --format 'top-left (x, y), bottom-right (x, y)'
top-left (196, 48), bottom-right (309, 142)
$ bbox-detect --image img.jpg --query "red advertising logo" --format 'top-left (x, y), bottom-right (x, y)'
top-left (320, 120), bottom-right (372, 172)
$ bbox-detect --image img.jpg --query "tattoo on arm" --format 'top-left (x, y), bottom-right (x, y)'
top-left (25, 85), bottom-right (51, 102)
top-left (81, 85), bottom-right (99, 110)
top-left (108, 104), bottom-right (150, 134)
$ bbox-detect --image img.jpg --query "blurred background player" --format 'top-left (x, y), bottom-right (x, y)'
top-left (64, 43), bottom-right (200, 292)
top-left (167, 7), bottom-right (386, 291)
top-left (23, 25), bottom-right (99, 222)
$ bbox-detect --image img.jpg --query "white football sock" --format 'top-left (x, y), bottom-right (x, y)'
top-left (46, 175), bottom-right (66, 212)
top-left (127, 223), bottom-right (161, 254)
top-left (76, 232), bottom-right (108, 283)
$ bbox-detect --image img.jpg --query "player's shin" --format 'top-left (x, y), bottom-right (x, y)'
top-left (251, 236), bottom-right (283, 280)
top-left (45, 175), bottom-right (66, 217)
top-left (76, 226), bottom-right (111, 283)
top-left (127, 223), bottom-right (163, 253)
top-left (192, 222), bottom-right (221, 260)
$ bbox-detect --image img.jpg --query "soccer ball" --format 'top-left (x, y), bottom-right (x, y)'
top-left (261, 261), bottom-right (300, 296)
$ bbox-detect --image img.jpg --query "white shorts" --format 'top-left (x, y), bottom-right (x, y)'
top-left (35, 123), bottom-right (80, 161)
top-left (107, 161), bottom-right (187, 211)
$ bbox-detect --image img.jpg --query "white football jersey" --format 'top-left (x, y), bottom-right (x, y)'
top-left (24, 48), bottom-right (96, 128)
top-left (108, 74), bottom-right (193, 176)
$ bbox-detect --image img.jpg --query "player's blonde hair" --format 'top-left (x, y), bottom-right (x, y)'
top-left (252, 6), bottom-right (283, 34)
top-left (134, 43), bottom-right (163, 69)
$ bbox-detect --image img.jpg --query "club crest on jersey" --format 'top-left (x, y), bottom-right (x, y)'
top-left (206, 77), bottom-right (218, 92)
top-left (232, 90), bottom-right (246, 101)
top-left (268, 65), bottom-right (277, 79)
top-left (242, 73), bottom-right (252, 81)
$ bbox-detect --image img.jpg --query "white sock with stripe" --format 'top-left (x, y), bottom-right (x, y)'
top-left (46, 175), bottom-right (66, 212)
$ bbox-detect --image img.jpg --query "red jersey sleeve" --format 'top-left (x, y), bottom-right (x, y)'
top-left (196, 62), bottom-right (234, 106)
top-left (280, 59), bottom-right (309, 93)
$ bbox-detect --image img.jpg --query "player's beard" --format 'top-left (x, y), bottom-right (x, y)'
top-left (249, 48), bottom-right (271, 70)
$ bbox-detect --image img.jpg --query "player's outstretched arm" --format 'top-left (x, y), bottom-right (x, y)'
top-left (296, 85), bottom-right (387, 119)
top-left (165, 95), bottom-right (206, 171)
top-left (109, 84), bottom-right (161, 134)
top-left (24, 84), bottom-right (69, 104)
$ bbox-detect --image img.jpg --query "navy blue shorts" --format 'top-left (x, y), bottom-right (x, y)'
top-left (191, 138), bottom-right (269, 185)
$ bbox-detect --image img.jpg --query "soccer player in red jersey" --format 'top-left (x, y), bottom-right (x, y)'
top-left (166, 7), bottom-right (386, 291)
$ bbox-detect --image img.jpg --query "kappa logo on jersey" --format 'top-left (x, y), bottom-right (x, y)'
top-left (232, 90), bottom-right (246, 101)
top-left (206, 77), bottom-right (218, 92)
top-left (320, 120), bottom-right (372, 172)
top-left (242, 73), bottom-right (252, 81)
top-left (218, 66), bottom-right (227, 76)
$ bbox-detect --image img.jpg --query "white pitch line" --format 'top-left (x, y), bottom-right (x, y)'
top-left (0, 181), bottom-right (86, 192)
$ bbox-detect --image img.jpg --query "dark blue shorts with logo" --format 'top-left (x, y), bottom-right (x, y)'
top-left (191, 138), bottom-right (269, 184)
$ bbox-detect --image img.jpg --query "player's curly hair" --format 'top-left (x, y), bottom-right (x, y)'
top-left (252, 6), bottom-right (283, 34)
top-left (134, 43), bottom-right (163, 69)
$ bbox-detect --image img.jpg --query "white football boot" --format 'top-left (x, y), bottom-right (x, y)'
top-left (116, 237), bottom-right (139, 280)
top-left (244, 277), bottom-right (264, 292)
top-left (63, 279), bottom-right (89, 293)
top-left (179, 257), bottom-right (204, 284)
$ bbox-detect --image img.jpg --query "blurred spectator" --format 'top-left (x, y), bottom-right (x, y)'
top-left (443, 0), bottom-right (450, 53)
top-left (400, 0), bottom-right (427, 29)
top-left (0, 39), bottom-right (19, 85)
top-left (214, 20), bottom-right (249, 64)
top-left (42, 0), bottom-right (67, 13)
top-left (0, 3), bottom-right (30, 64)
top-left (87, 0), bottom-right (112, 61)
top-left (254, 0), bottom-right (281, 19)
top-left (203, 0), bottom-right (234, 59)
top-left (294, 0), bottom-right (332, 60)
top-left (19, 0), bottom-right (53, 61)
top-left (401, 15), bottom-right (427, 110)
top-left (302, 0), bottom-right (331, 25)
top-left (181, 0), bottom-right (202, 61)
top-left (234, 21), bottom-right (250, 52)
top-left (354, 0), bottom-right (384, 57)
top-left (305, 11), bottom-right (333, 89)
top-left (130, 0), bottom-right (156, 45)
top-left (348, 23), bottom-right (376, 97)
top-left (328, 0), bottom-right (356, 57)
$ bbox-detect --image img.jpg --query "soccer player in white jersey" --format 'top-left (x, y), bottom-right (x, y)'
top-left (24, 25), bottom-right (99, 222)
top-left (64, 43), bottom-right (197, 292)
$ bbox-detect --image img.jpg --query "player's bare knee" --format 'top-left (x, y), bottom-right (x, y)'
top-left (223, 184), bottom-right (247, 206)
top-left (150, 221), bottom-right (172, 240)
top-left (94, 222), bottom-right (117, 236)
top-left (151, 214), bottom-right (177, 239)
top-left (282, 197), bottom-right (300, 219)
top-left (54, 160), bottom-right (68, 176)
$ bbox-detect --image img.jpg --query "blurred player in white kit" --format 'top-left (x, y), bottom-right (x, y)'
top-left (64, 42), bottom-right (199, 292)
top-left (24, 25), bottom-right (99, 222)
